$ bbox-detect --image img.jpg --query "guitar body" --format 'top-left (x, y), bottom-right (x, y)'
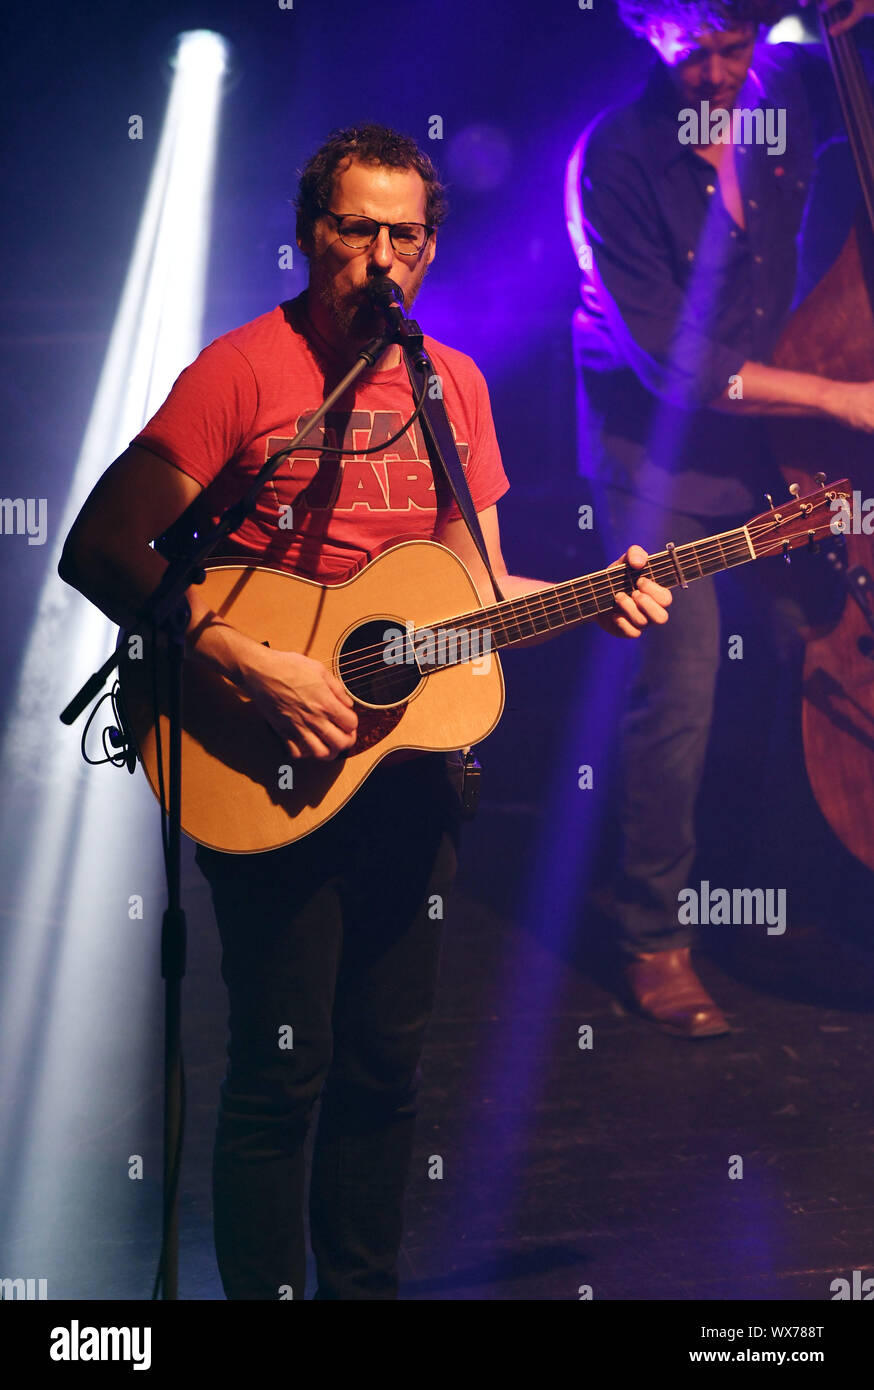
top-left (117, 540), bottom-right (505, 853)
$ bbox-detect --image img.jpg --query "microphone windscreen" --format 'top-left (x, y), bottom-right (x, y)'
top-left (365, 277), bottom-right (404, 307)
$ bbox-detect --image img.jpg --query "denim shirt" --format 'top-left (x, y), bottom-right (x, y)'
top-left (568, 41), bottom-right (860, 516)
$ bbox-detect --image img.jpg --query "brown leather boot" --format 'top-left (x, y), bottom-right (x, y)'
top-left (624, 948), bottom-right (730, 1037)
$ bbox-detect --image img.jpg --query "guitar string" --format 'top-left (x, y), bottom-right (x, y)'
top-left (335, 541), bottom-right (754, 676)
top-left (829, 31), bottom-right (874, 228)
top-left (144, 508), bottom-right (839, 683)
top-left (331, 512), bottom-right (839, 683)
top-left (333, 516), bottom-right (838, 681)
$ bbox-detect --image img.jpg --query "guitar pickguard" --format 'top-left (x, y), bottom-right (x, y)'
top-left (350, 701), bottom-right (407, 752)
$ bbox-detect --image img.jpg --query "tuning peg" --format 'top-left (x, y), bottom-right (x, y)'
top-left (764, 493), bottom-right (774, 508)
top-left (807, 530), bottom-right (818, 553)
top-left (814, 472), bottom-right (826, 487)
top-left (782, 541), bottom-right (791, 564)
top-left (788, 483), bottom-right (801, 499)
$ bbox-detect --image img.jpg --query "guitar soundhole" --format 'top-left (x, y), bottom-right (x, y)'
top-left (338, 620), bottom-right (423, 707)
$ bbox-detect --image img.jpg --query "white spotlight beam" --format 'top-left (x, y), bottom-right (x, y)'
top-left (0, 30), bottom-right (229, 1294)
top-left (3, 28), bottom-right (230, 782)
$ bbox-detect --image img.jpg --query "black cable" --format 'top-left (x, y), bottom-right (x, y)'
top-left (150, 622), bottom-right (170, 869)
top-left (292, 357), bottom-right (429, 458)
top-left (155, 358), bottom-right (430, 565)
top-left (81, 682), bottom-right (135, 767)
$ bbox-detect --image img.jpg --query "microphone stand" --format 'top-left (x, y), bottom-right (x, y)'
top-left (60, 326), bottom-right (395, 1300)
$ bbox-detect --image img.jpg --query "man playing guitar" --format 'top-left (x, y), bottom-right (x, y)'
top-left (59, 124), bottom-right (671, 1300)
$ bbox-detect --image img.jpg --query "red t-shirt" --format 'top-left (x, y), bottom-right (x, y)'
top-left (132, 294), bottom-right (510, 583)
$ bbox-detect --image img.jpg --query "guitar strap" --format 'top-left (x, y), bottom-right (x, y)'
top-left (402, 350), bottom-right (489, 819)
top-left (403, 353), bottom-right (506, 603)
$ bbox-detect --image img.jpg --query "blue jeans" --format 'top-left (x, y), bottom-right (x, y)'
top-left (195, 753), bottom-right (461, 1300)
top-left (591, 481), bottom-right (811, 957)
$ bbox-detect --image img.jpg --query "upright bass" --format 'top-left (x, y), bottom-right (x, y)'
top-left (770, 11), bottom-right (874, 871)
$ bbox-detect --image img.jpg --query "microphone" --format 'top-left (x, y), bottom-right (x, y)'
top-left (364, 277), bottom-right (428, 369)
top-left (365, 275), bottom-right (405, 320)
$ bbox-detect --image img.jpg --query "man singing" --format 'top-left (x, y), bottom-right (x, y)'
top-left (59, 123), bottom-right (671, 1299)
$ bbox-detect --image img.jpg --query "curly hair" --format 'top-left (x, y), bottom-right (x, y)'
top-left (294, 124), bottom-right (448, 249)
top-left (615, 0), bottom-right (795, 37)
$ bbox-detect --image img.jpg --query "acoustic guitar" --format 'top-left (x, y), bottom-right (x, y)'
top-left (117, 477), bottom-right (850, 853)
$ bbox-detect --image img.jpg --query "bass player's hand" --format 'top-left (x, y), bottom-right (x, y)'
top-left (825, 380), bottom-right (874, 434)
top-left (800, 0), bottom-right (874, 39)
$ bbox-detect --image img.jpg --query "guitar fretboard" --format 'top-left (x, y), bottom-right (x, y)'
top-left (413, 526), bottom-right (754, 663)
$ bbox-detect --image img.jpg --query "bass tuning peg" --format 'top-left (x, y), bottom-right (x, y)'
top-left (814, 472), bottom-right (826, 487)
top-left (764, 493), bottom-right (774, 508)
top-left (788, 483), bottom-right (801, 499)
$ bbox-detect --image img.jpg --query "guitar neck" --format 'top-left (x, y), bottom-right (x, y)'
top-left (424, 524), bottom-right (755, 658)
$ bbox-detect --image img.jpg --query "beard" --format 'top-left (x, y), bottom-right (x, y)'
top-left (312, 260), bottom-right (431, 344)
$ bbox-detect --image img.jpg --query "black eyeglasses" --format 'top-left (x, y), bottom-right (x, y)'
top-left (316, 208), bottom-right (434, 256)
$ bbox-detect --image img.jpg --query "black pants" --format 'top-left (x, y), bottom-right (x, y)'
top-left (195, 753), bottom-right (462, 1300)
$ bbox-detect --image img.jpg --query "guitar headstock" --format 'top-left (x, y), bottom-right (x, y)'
top-left (746, 476), bottom-right (852, 560)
